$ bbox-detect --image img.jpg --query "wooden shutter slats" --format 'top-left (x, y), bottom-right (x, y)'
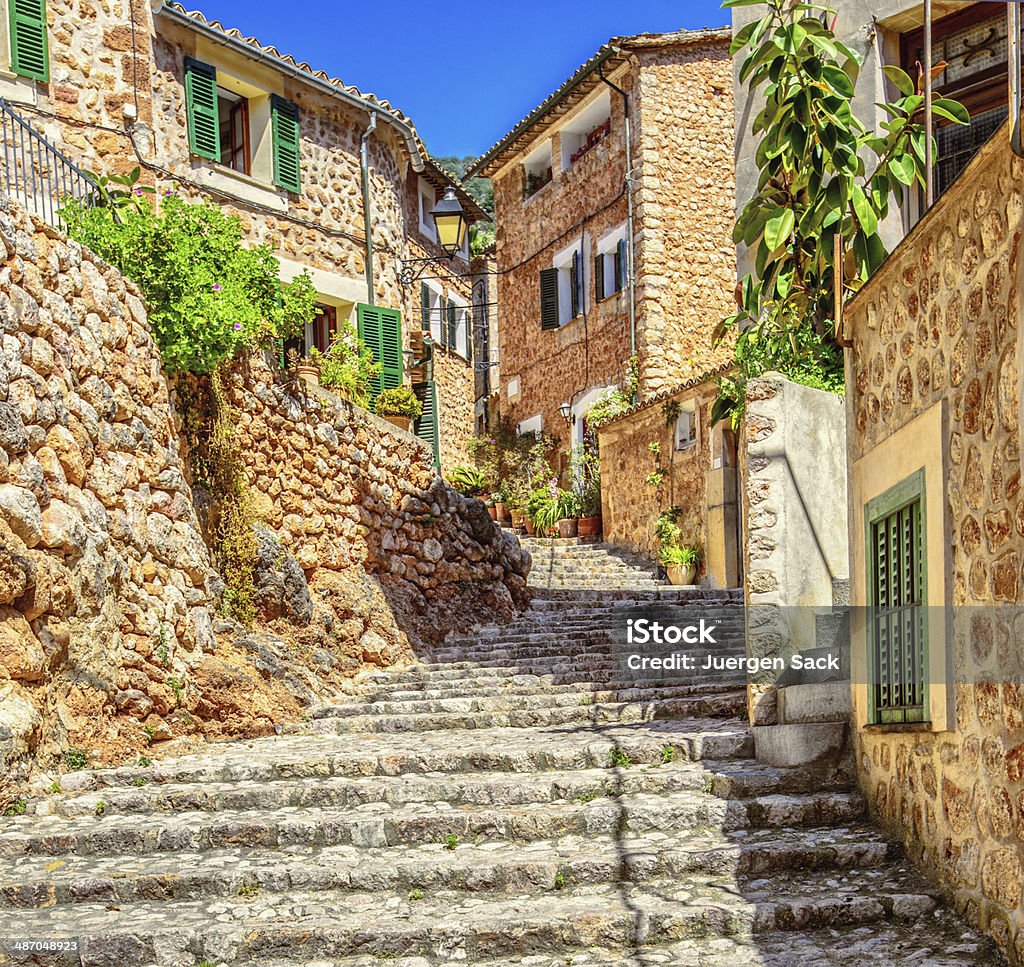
top-left (358, 303), bottom-right (403, 406)
top-left (185, 58), bottom-right (220, 162)
top-left (414, 381), bottom-right (440, 467)
top-left (540, 267), bottom-right (559, 330)
top-left (10, 0), bottom-right (48, 81)
top-left (271, 94), bottom-right (301, 193)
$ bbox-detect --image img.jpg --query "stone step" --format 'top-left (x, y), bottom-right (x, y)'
top-left (399, 651), bottom-right (746, 675)
top-left (54, 723), bottom-right (758, 793)
top-left (777, 682), bottom-right (852, 725)
top-left (285, 692), bottom-right (747, 735)
top-left (0, 825), bottom-right (895, 911)
top-left (0, 868), bottom-right (941, 966)
top-left (358, 666), bottom-right (747, 690)
top-left (0, 787), bottom-right (866, 859)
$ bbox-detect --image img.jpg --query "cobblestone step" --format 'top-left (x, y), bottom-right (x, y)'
top-left (0, 787), bottom-right (866, 859)
top-left (0, 825), bottom-right (894, 910)
top-left (0, 868), bottom-right (947, 966)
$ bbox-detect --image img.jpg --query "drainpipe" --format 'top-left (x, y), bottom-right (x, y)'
top-left (599, 65), bottom-right (636, 359)
top-left (1010, 3), bottom-right (1024, 157)
top-left (361, 111), bottom-right (378, 305)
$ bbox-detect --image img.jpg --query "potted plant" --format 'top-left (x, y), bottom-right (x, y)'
top-left (526, 487), bottom-right (552, 537)
top-left (571, 443), bottom-right (602, 537)
top-left (555, 489), bottom-right (582, 539)
top-left (449, 464), bottom-right (488, 498)
top-left (292, 347), bottom-right (321, 388)
top-left (660, 543), bottom-right (702, 586)
top-left (492, 486), bottom-right (510, 523)
top-left (374, 385), bottom-right (423, 432)
top-left (485, 497), bottom-right (498, 521)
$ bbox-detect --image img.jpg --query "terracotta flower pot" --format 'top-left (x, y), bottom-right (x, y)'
top-left (666, 564), bottom-right (697, 586)
top-left (524, 519), bottom-right (536, 536)
top-left (577, 516), bottom-right (601, 537)
top-left (557, 518), bottom-right (578, 539)
top-left (510, 511), bottom-right (525, 529)
top-left (487, 506), bottom-right (498, 521)
top-left (381, 414), bottom-right (412, 432)
top-left (296, 364), bottom-right (319, 388)
top-left (495, 502), bottom-right (509, 522)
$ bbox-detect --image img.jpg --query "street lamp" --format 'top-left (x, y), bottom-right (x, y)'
top-left (431, 188), bottom-right (469, 257)
top-left (559, 401), bottom-right (572, 423)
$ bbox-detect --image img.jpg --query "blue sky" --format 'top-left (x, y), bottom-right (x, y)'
top-left (191, 0), bottom-right (729, 158)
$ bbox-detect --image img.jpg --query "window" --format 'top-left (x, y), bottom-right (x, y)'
top-left (356, 303), bottom-right (403, 405)
top-left (5, 0), bottom-right (47, 82)
top-left (866, 470), bottom-right (927, 724)
top-left (418, 179), bottom-right (437, 241)
top-left (420, 282), bottom-right (443, 342)
top-left (559, 90), bottom-right (612, 169)
top-left (445, 295), bottom-right (471, 359)
top-left (310, 304), bottom-right (338, 354)
top-left (594, 225), bottom-right (627, 301)
top-left (517, 414), bottom-right (543, 438)
top-left (674, 402), bottom-right (698, 451)
top-left (555, 244), bottom-right (584, 326)
top-left (218, 89), bottom-right (251, 174)
top-left (523, 139), bottom-right (553, 199)
top-left (901, 7), bottom-right (1015, 198)
top-left (185, 58), bottom-right (301, 193)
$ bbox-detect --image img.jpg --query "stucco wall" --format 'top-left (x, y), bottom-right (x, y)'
top-left (845, 123), bottom-right (1024, 961)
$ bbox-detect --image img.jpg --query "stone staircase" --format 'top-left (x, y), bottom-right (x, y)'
top-left (0, 586), bottom-right (999, 965)
top-left (520, 537), bottom-right (667, 591)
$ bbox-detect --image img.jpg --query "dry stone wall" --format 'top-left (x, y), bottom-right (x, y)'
top-left (846, 128), bottom-right (1024, 961)
top-left (0, 197), bottom-right (529, 784)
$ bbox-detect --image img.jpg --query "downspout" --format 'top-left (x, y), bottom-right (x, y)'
top-left (360, 111), bottom-right (378, 305)
top-left (599, 64), bottom-right (636, 360)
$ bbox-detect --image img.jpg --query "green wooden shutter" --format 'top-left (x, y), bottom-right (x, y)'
top-left (447, 301), bottom-right (457, 350)
top-left (413, 381), bottom-right (440, 468)
top-left (540, 268), bottom-right (559, 330)
top-left (271, 94), bottom-right (301, 193)
top-left (594, 254), bottom-right (604, 302)
top-left (9, 0), bottom-right (48, 82)
top-left (185, 59), bottom-right (220, 161)
top-left (570, 252), bottom-right (581, 318)
top-left (357, 304), bottom-right (402, 404)
top-left (420, 282), bottom-right (430, 331)
top-left (615, 240), bottom-right (626, 292)
top-left (465, 308), bottom-right (473, 363)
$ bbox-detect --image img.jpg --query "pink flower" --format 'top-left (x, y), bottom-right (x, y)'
top-left (135, 188), bottom-right (143, 196)
top-left (213, 284), bottom-right (222, 292)
top-left (233, 322), bottom-right (242, 331)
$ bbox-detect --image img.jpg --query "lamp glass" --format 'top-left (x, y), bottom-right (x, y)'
top-left (431, 188), bottom-right (468, 257)
top-left (559, 402), bottom-right (572, 421)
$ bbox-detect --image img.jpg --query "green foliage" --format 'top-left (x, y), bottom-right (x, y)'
top-left (166, 676), bottom-right (185, 707)
top-left (659, 543), bottom-right (702, 568)
top-left (660, 745), bottom-right (676, 764)
top-left (82, 165), bottom-right (156, 211)
top-left (374, 385), bottom-right (423, 419)
top-left (433, 156), bottom-right (494, 217)
top-left (470, 224), bottom-right (495, 256)
top-left (95, 801), bottom-right (107, 817)
top-left (61, 180), bottom-right (318, 374)
top-left (308, 323), bottom-right (381, 409)
top-left (570, 443), bottom-right (602, 518)
top-left (716, 0), bottom-right (969, 420)
top-left (63, 748), bottom-right (88, 771)
top-left (449, 463), bottom-right (488, 498)
top-left (586, 387), bottom-right (630, 429)
top-left (442, 834), bottom-right (460, 851)
top-left (468, 415), bottom-right (557, 511)
top-left (655, 507), bottom-right (683, 549)
top-left (608, 748), bottom-right (632, 769)
top-left (529, 483), bottom-right (581, 534)
top-left (4, 798), bottom-right (26, 816)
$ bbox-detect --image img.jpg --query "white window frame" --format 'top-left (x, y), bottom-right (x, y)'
top-left (558, 89), bottom-right (612, 170)
top-left (517, 414), bottom-right (544, 437)
top-left (675, 400), bottom-right (698, 451)
top-left (448, 293), bottom-right (470, 359)
top-left (419, 179), bottom-right (437, 241)
top-left (572, 385), bottom-right (614, 447)
top-left (553, 237), bottom-right (587, 326)
top-left (596, 223), bottom-right (627, 301)
top-left (422, 280), bottom-right (443, 343)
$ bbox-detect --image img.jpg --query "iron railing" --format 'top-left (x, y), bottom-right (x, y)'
top-left (0, 98), bottom-right (98, 229)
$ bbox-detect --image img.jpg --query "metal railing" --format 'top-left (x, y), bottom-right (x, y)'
top-left (0, 98), bottom-right (98, 229)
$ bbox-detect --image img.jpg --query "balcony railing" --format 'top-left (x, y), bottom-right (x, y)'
top-left (0, 98), bottom-right (99, 229)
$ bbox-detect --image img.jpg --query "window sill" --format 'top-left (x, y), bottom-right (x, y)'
top-left (861, 721), bottom-right (934, 734)
top-left (523, 181), bottom-right (554, 205)
top-left (191, 162), bottom-right (289, 212)
top-left (0, 70), bottom-right (37, 106)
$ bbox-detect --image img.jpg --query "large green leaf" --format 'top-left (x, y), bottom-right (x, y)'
top-left (764, 208), bottom-right (796, 251)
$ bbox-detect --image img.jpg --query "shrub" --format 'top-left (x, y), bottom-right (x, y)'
top-left (585, 387), bottom-right (631, 430)
top-left (530, 484), bottom-right (580, 534)
top-left (312, 324), bottom-right (381, 408)
top-left (570, 443), bottom-right (601, 518)
top-left (61, 177), bottom-right (318, 374)
top-left (449, 464), bottom-right (488, 497)
top-left (374, 385), bottom-right (423, 420)
top-left (659, 543), bottom-right (702, 568)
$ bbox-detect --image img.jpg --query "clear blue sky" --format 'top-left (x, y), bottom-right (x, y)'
top-left (191, 0), bottom-right (730, 158)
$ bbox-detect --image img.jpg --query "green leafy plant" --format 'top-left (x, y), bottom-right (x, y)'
top-left (408, 888), bottom-right (425, 901)
top-left (442, 834), bottom-right (460, 851)
top-left (63, 748), bottom-right (88, 771)
top-left (137, 756), bottom-right (152, 768)
top-left (715, 0), bottom-right (969, 425)
top-left (47, 781), bottom-right (61, 794)
top-left (95, 801), bottom-right (106, 816)
top-left (570, 442), bottom-right (602, 518)
top-left (554, 872), bottom-right (566, 890)
top-left (659, 543), bottom-right (702, 568)
top-left (449, 464), bottom-right (489, 498)
top-left (374, 385), bottom-right (423, 420)
top-left (530, 483), bottom-right (581, 534)
top-left (308, 323), bottom-right (381, 408)
top-left (4, 798), bottom-right (27, 816)
top-left (655, 508), bottom-right (682, 549)
top-left (660, 745), bottom-right (676, 765)
top-left (166, 676), bottom-right (184, 708)
top-left (81, 165), bottom-right (155, 211)
top-left (61, 188), bottom-right (318, 374)
top-left (608, 748), bottom-right (633, 769)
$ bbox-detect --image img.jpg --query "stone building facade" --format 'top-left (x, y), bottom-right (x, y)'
top-left (595, 368), bottom-right (740, 589)
top-left (0, 0), bottom-right (481, 469)
top-left (845, 123), bottom-right (1024, 961)
top-left (466, 29), bottom-right (736, 455)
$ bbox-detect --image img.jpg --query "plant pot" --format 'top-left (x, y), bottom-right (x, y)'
top-left (510, 510), bottom-right (525, 529)
top-left (666, 564), bottom-right (697, 586)
top-left (524, 519), bottom-right (536, 536)
top-left (556, 518), bottom-right (578, 539)
top-left (487, 506), bottom-right (498, 521)
top-left (495, 502), bottom-right (510, 523)
top-left (577, 515), bottom-right (601, 537)
top-left (381, 414), bottom-right (413, 432)
top-left (296, 364), bottom-right (319, 388)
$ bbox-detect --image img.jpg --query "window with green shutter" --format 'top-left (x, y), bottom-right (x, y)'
top-left (185, 58), bottom-right (220, 162)
top-left (357, 303), bottom-right (403, 406)
top-left (447, 300), bottom-right (457, 350)
top-left (9, 0), bottom-right (48, 82)
top-left (420, 282), bottom-right (431, 332)
top-left (614, 240), bottom-right (626, 292)
top-left (271, 94), bottom-right (301, 193)
top-left (413, 381), bottom-right (440, 468)
top-left (866, 470), bottom-right (928, 724)
top-left (594, 253), bottom-right (605, 302)
top-left (570, 252), bottom-right (581, 319)
top-left (540, 268), bottom-right (559, 330)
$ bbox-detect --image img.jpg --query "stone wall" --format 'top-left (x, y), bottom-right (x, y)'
top-left (632, 41), bottom-right (737, 395)
top-left (845, 125), bottom-right (1024, 960)
top-left (0, 197), bottom-right (529, 783)
top-left (218, 353), bottom-right (530, 655)
top-left (0, 195), bottom-right (215, 780)
top-left (741, 375), bottom-right (849, 724)
top-left (597, 381), bottom-right (718, 565)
